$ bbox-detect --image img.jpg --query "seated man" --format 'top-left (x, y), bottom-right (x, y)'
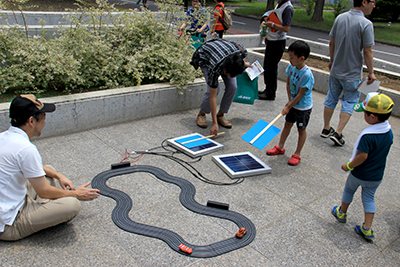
top-left (0, 94), bottom-right (100, 241)
top-left (190, 39), bottom-right (252, 135)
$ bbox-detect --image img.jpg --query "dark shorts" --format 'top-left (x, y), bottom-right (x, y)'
top-left (285, 108), bottom-right (312, 129)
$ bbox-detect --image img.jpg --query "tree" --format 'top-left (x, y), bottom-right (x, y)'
top-left (311, 0), bottom-right (324, 21)
top-left (266, 0), bottom-right (275, 11)
top-left (369, 0), bottom-right (400, 22)
top-left (184, 0), bottom-right (189, 11)
top-left (301, 0), bottom-right (316, 16)
top-left (329, 0), bottom-right (350, 18)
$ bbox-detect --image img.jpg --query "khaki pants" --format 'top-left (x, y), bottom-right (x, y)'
top-left (0, 167), bottom-right (81, 241)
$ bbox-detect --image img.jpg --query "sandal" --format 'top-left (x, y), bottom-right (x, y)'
top-left (288, 155), bottom-right (301, 166)
top-left (266, 145), bottom-right (285, 155)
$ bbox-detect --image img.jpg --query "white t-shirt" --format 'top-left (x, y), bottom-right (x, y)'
top-left (0, 126), bottom-right (45, 232)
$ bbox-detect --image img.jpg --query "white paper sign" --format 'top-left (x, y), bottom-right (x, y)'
top-left (329, 156), bottom-right (347, 175)
top-left (357, 77), bottom-right (380, 95)
top-left (245, 60), bottom-right (264, 81)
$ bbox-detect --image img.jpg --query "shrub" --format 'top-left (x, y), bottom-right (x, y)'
top-left (328, 0), bottom-right (350, 18)
top-left (0, 0), bottom-right (198, 95)
top-left (300, 0), bottom-right (316, 16)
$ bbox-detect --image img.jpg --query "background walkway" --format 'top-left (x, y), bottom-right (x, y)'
top-left (1, 77), bottom-right (399, 266)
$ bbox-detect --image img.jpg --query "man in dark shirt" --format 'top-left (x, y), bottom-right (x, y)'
top-left (190, 39), bottom-right (252, 135)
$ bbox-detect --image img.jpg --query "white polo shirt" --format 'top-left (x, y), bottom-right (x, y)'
top-left (0, 126), bottom-right (45, 232)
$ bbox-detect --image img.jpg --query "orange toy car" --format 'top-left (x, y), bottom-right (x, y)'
top-left (179, 244), bottom-right (192, 254)
top-left (236, 227), bottom-right (247, 239)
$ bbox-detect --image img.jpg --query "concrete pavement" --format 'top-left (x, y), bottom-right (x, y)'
top-left (1, 75), bottom-right (399, 266)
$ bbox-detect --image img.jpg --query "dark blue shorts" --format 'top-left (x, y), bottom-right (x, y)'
top-left (285, 108), bottom-right (312, 129)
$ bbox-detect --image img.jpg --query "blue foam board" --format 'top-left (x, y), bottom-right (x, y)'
top-left (241, 119), bottom-right (281, 150)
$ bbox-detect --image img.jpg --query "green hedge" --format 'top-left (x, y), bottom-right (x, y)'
top-left (0, 0), bottom-right (199, 96)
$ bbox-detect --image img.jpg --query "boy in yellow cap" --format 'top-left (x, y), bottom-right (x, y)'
top-left (331, 92), bottom-right (394, 242)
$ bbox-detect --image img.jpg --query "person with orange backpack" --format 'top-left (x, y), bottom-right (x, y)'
top-left (211, 0), bottom-right (225, 38)
top-left (258, 0), bottom-right (293, 101)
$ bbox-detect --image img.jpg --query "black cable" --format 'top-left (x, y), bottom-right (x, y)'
top-left (134, 150), bottom-right (244, 186)
top-left (123, 138), bottom-right (245, 186)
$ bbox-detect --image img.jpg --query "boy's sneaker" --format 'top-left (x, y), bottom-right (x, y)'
top-left (355, 224), bottom-right (374, 241)
top-left (331, 206), bottom-right (347, 223)
top-left (320, 127), bottom-right (335, 138)
top-left (330, 132), bottom-right (345, 146)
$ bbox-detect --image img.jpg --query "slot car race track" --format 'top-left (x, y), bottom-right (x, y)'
top-left (91, 165), bottom-right (256, 258)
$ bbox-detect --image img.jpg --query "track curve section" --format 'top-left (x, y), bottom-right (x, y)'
top-left (91, 165), bottom-right (256, 258)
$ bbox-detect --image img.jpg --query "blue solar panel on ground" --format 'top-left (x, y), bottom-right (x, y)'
top-left (212, 152), bottom-right (271, 178)
top-left (187, 142), bottom-right (217, 152)
top-left (219, 154), bottom-right (264, 172)
top-left (167, 133), bottom-right (224, 158)
top-left (175, 134), bottom-right (217, 152)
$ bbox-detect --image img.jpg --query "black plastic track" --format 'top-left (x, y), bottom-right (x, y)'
top-left (91, 165), bottom-right (256, 258)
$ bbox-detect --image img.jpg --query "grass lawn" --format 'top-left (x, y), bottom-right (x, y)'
top-left (2, 0), bottom-right (398, 45)
top-left (233, 3), bottom-right (400, 45)
top-left (373, 22), bottom-right (400, 45)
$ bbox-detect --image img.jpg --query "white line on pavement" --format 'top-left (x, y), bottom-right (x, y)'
top-left (372, 49), bottom-right (400, 58)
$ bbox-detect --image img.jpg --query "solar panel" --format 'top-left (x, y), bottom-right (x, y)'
top-left (167, 133), bottom-right (224, 158)
top-left (212, 152), bottom-right (271, 178)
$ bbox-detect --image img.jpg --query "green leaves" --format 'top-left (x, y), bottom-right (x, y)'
top-left (300, 0), bottom-right (316, 16)
top-left (0, 0), bottom-right (197, 95)
top-left (328, 0), bottom-right (350, 18)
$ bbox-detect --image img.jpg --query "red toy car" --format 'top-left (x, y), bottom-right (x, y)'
top-left (236, 227), bottom-right (247, 239)
top-left (179, 244), bottom-right (192, 254)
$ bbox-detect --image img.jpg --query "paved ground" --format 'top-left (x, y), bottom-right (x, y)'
top-left (1, 76), bottom-right (399, 266)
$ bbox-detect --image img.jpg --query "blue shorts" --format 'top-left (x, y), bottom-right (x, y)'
top-left (342, 172), bottom-right (382, 214)
top-left (323, 76), bottom-right (361, 114)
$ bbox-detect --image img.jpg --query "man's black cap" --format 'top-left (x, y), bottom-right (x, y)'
top-left (9, 94), bottom-right (56, 121)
